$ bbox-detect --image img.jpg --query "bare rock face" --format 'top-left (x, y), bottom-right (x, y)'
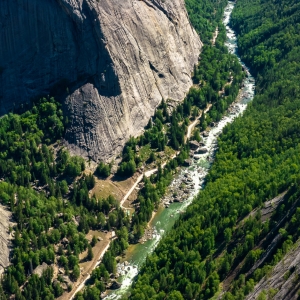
top-left (246, 240), bottom-right (300, 300)
top-left (0, 0), bottom-right (201, 161)
top-left (0, 205), bottom-right (14, 275)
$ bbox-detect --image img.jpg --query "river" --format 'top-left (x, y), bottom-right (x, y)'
top-left (105, 1), bottom-right (255, 299)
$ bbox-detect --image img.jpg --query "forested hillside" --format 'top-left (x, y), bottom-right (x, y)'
top-left (75, 2), bottom-right (246, 297)
top-left (185, 0), bottom-right (227, 43)
top-left (128, 0), bottom-right (300, 299)
top-left (0, 98), bottom-right (130, 299)
top-left (0, 0), bottom-right (246, 297)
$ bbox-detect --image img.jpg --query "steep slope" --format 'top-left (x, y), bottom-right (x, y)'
top-left (0, 0), bottom-right (201, 161)
top-left (0, 205), bottom-right (14, 276)
top-left (245, 239), bottom-right (300, 300)
top-left (127, 0), bottom-right (300, 299)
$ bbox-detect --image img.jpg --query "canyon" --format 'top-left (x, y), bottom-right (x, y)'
top-left (0, 0), bottom-right (201, 161)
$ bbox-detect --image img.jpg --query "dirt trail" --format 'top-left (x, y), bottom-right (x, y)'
top-left (59, 232), bottom-right (112, 300)
top-left (64, 103), bottom-right (213, 298)
top-left (212, 26), bottom-right (219, 45)
top-left (120, 170), bottom-right (156, 208)
top-left (121, 104), bottom-right (212, 209)
top-left (185, 104), bottom-right (212, 142)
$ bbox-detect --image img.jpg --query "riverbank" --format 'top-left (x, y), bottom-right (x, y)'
top-left (104, 1), bottom-right (255, 298)
top-left (106, 87), bottom-right (255, 300)
top-left (59, 232), bottom-right (112, 300)
top-left (70, 1), bottom-right (252, 298)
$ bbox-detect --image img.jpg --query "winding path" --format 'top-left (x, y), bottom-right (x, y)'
top-left (68, 103), bottom-right (212, 298)
top-left (185, 104), bottom-right (212, 142)
top-left (119, 169), bottom-right (157, 208)
top-left (69, 241), bottom-right (111, 300)
top-left (120, 104), bottom-right (211, 209)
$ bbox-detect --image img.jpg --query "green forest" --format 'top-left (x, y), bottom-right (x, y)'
top-left (185, 0), bottom-right (227, 43)
top-left (0, 2), bottom-right (245, 298)
top-left (128, 0), bottom-right (300, 299)
top-left (76, 14), bottom-right (245, 300)
top-left (0, 98), bottom-right (131, 299)
top-left (1, 0), bottom-right (300, 299)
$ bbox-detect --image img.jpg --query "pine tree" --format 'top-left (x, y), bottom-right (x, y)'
top-left (87, 245), bottom-right (94, 261)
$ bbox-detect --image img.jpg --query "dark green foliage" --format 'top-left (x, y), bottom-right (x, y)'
top-left (0, 98), bottom-right (61, 187)
top-left (0, 97), bottom-right (131, 299)
top-left (117, 159), bottom-right (136, 177)
top-left (185, 0), bottom-right (228, 44)
top-left (117, 142), bottom-right (137, 177)
top-left (91, 236), bottom-right (97, 247)
top-left (129, 0), bottom-right (300, 299)
top-left (148, 151), bottom-right (156, 163)
top-left (96, 162), bottom-right (111, 178)
top-left (87, 245), bottom-right (93, 261)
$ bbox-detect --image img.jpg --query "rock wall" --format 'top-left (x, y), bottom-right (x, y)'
top-left (0, 205), bottom-right (14, 275)
top-left (246, 239), bottom-right (300, 300)
top-left (0, 0), bottom-right (202, 161)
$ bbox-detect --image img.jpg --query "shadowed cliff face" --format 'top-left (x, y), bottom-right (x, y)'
top-left (0, 0), bottom-right (201, 161)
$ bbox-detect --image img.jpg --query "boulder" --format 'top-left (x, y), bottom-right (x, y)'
top-left (33, 263), bottom-right (48, 278)
top-left (184, 159), bottom-right (192, 166)
top-left (195, 147), bottom-right (208, 154)
top-left (110, 280), bottom-right (121, 290)
top-left (189, 140), bottom-right (200, 150)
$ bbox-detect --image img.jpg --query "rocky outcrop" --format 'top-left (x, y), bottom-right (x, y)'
top-left (0, 0), bottom-right (201, 161)
top-left (246, 239), bottom-right (300, 300)
top-left (0, 205), bottom-right (14, 275)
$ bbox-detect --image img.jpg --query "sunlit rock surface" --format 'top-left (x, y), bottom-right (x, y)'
top-left (0, 0), bottom-right (201, 160)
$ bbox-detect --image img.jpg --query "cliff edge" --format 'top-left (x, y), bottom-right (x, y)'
top-left (0, 0), bottom-right (201, 161)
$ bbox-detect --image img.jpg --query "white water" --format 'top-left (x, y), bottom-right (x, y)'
top-left (105, 1), bottom-right (255, 298)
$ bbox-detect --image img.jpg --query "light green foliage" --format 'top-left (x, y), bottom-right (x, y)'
top-left (257, 291), bottom-right (267, 300)
top-left (128, 0), bottom-right (300, 299)
top-left (185, 0), bottom-right (228, 43)
top-left (193, 128), bottom-right (201, 142)
top-left (60, 180), bottom-right (69, 195)
top-left (0, 97), bottom-right (131, 299)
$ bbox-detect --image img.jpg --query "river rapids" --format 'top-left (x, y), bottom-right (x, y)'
top-left (105, 1), bottom-right (255, 298)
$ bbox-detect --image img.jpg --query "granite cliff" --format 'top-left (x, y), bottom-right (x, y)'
top-left (0, 0), bottom-right (201, 161)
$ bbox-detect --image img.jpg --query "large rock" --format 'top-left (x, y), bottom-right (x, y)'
top-left (33, 262), bottom-right (49, 277)
top-left (189, 140), bottom-right (200, 150)
top-left (245, 239), bottom-right (300, 300)
top-left (195, 147), bottom-right (208, 154)
top-left (0, 205), bottom-right (14, 275)
top-left (108, 280), bottom-right (122, 290)
top-left (0, 0), bottom-right (202, 161)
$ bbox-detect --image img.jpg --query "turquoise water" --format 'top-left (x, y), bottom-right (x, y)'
top-left (105, 1), bottom-right (255, 299)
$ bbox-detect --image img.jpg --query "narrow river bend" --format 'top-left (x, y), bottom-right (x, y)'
top-left (106, 1), bottom-right (255, 298)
